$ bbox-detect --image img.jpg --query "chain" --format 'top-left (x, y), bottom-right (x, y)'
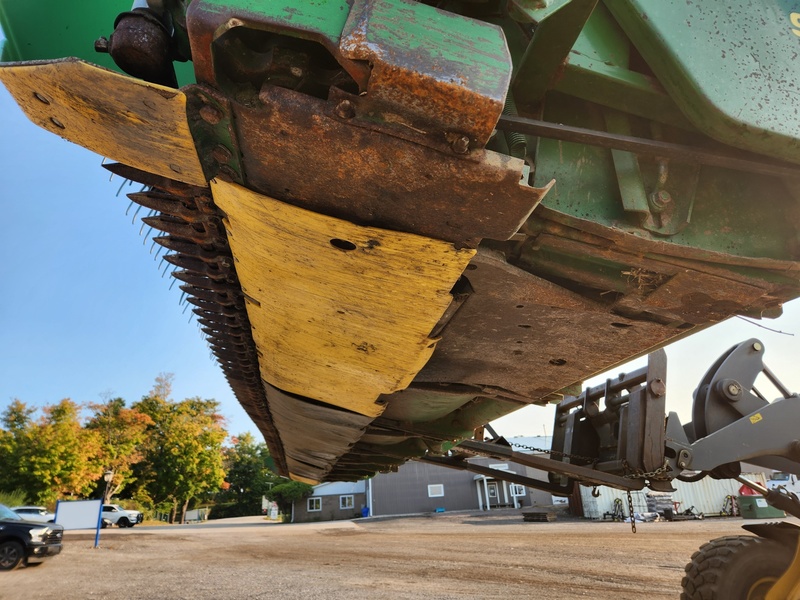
top-left (510, 442), bottom-right (597, 465)
top-left (626, 490), bottom-right (636, 534)
top-left (510, 442), bottom-right (672, 482)
top-left (622, 459), bottom-right (672, 481)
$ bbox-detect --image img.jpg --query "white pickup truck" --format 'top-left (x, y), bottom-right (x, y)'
top-left (101, 504), bottom-right (143, 528)
top-left (766, 472), bottom-right (800, 495)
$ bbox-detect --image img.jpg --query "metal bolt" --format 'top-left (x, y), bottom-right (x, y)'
top-left (212, 144), bottom-right (233, 165)
top-left (727, 382), bottom-right (742, 397)
top-left (335, 100), bottom-right (356, 120)
top-left (94, 37), bottom-right (110, 53)
top-left (649, 190), bottom-right (673, 213)
top-left (753, 342), bottom-right (763, 352)
top-left (678, 461), bottom-right (687, 469)
top-left (218, 165), bottom-right (238, 180)
top-left (649, 378), bottom-right (666, 397)
top-left (451, 135), bottom-right (470, 155)
top-left (200, 105), bottom-right (223, 125)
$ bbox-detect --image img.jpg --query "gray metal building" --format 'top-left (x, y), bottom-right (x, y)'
top-left (292, 437), bottom-right (561, 522)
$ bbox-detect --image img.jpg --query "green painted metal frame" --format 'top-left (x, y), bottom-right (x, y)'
top-left (605, 0), bottom-right (800, 164)
top-left (0, 0), bottom-right (127, 66)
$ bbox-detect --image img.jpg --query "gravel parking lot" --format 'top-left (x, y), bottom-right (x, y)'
top-left (2, 510), bottom-right (777, 599)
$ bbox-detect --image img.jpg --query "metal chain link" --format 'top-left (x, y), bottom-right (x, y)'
top-left (626, 490), bottom-right (636, 534)
top-left (510, 442), bottom-right (672, 481)
top-left (510, 441), bottom-right (669, 535)
top-left (509, 442), bottom-right (597, 465)
top-left (622, 459), bottom-right (672, 481)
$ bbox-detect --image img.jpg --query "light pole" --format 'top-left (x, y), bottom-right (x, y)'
top-left (103, 470), bottom-right (113, 504)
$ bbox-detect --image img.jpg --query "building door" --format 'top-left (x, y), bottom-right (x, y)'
top-left (487, 482), bottom-right (499, 506)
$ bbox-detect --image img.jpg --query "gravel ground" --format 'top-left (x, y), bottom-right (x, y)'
top-left (1, 510), bottom-right (780, 600)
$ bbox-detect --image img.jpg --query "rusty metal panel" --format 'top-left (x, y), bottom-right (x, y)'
top-left (340, 0), bottom-right (512, 147)
top-left (226, 85), bottom-right (549, 247)
top-left (415, 248), bottom-right (675, 401)
top-left (185, 0), bottom-right (366, 87)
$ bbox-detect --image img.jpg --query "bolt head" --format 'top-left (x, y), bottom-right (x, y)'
top-left (335, 100), bottom-right (356, 120)
top-left (649, 379), bottom-right (666, 397)
top-left (94, 37), bottom-right (110, 53)
top-left (753, 342), bottom-right (763, 352)
top-left (217, 165), bottom-right (238, 180)
top-left (451, 135), bottom-right (470, 155)
top-left (212, 144), bottom-right (233, 165)
top-left (199, 105), bottom-right (223, 125)
top-left (649, 190), bottom-right (673, 213)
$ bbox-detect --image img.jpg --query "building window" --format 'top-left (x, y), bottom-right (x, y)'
top-left (308, 497), bottom-right (321, 512)
top-left (428, 484), bottom-right (445, 497)
top-left (339, 495), bottom-right (354, 510)
top-left (510, 484), bottom-right (526, 497)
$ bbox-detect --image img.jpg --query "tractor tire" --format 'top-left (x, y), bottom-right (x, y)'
top-left (681, 535), bottom-right (793, 599)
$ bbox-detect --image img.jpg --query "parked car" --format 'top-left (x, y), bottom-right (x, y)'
top-left (0, 504), bottom-right (63, 570)
top-left (102, 504), bottom-right (143, 528)
top-left (10, 506), bottom-right (56, 523)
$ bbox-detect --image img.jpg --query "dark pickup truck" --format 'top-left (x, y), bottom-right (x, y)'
top-left (0, 503), bottom-right (63, 570)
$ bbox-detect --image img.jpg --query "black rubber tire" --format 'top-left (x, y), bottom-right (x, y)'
top-left (0, 541), bottom-right (25, 571)
top-left (117, 517), bottom-right (130, 528)
top-left (681, 535), bottom-right (793, 599)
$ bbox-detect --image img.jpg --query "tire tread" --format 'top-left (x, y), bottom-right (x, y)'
top-left (681, 535), bottom-right (777, 599)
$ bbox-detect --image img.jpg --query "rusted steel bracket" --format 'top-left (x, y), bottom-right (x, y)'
top-left (182, 0), bottom-right (547, 247)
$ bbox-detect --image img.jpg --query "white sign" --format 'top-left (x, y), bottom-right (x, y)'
top-left (55, 499), bottom-right (103, 530)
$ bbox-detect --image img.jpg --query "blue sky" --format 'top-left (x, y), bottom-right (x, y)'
top-left (0, 83), bottom-right (256, 437)
top-left (2, 79), bottom-right (800, 443)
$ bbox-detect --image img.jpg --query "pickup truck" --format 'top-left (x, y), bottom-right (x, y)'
top-left (101, 504), bottom-right (143, 528)
top-left (0, 503), bottom-right (63, 570)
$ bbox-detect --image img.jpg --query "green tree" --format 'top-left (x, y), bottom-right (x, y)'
top-left (85, 398), bottom-right (153, 503)
top-left (266, 480), bottom-right (314, 518)
top-left (0, 400), bottom-right (35, 492)
top-left (132, 379), bottom-right (227, 523)
top-left (217, 432), bottom-right (280, 516)
top-left (14, 400), bottom-right (102, 504)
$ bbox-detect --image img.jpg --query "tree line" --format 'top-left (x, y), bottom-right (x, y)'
top-left (0, 374), bottom-right (311, 523)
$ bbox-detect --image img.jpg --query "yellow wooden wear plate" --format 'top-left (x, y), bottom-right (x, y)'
top-left (0, 58), bottom-right (206, 186)
top-left (211, 179), bottom-right (476, 417)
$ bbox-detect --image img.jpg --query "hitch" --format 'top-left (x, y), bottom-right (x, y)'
top-left (447, 337), bottom-right (800, 526)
